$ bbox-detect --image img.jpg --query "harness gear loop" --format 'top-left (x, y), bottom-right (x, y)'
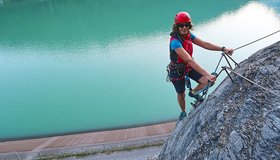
top-left (166, 61), bottom-right (190, 82)
top-left (166, 64), bottom-right (171, 82)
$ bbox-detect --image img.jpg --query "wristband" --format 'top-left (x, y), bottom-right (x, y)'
top-left (221, 46), bottom-right (226, 52)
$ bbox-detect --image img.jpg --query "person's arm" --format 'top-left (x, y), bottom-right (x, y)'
top-left (175, 48), bottom-right (215, 81)
top-left (192, 37), bottom-right (234, 55)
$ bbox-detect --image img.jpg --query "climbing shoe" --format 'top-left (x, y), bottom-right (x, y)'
top-left (188, 90), bottom-right (204, 102)
top-left (179, 111), bottom-right (187, 121)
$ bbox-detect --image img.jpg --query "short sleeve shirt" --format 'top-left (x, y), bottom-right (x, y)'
top-left (170, 33), bottom-right (196, 50)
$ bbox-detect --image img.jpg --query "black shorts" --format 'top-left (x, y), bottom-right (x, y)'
top-left (172, 69), bottom-right (203, 94)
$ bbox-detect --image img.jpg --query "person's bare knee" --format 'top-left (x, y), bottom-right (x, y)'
top-left (198, 76), bottom-right (208, 85)
top-left (177, 93), bottom-right (185, 100)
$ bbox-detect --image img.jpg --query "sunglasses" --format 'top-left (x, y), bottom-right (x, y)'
top-left (178, 23), bottom-right (192, 28)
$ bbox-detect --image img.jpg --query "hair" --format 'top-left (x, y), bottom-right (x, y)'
top-left (169, 23), bottom-right (193, 37)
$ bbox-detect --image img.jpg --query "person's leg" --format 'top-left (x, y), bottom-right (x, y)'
top-left (193, 76), bottom-right (208, 91)
top-left (189, 69), bottom-right (207, 92)
top-left (177, 92), bottom-right (187, 120)
top-left (172, 79), bottom-right (187, 120)
top-left (177, 92), bottom-right (186, 112)
top-left (188, 69), bottom-right (209, 102)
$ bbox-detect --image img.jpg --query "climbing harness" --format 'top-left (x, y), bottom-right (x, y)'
top-left (166, 62), bottom-right (189, 82)
top-left (166, 33), bottom-right (194, 82)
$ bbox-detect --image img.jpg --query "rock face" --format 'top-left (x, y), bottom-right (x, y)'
top-left (159, 41), bottom-right (280, 160)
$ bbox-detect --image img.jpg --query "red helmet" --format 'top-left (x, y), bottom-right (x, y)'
top-left (174, 12), bottom-right (192, 24)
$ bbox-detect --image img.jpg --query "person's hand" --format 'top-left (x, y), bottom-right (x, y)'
top-left (206, 74), bottom-right (216, 82)
top-left (223, 48), bottom-right (234, 56)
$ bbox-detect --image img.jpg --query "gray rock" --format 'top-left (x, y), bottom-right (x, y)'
top-left (158, 41), bottom-right (280, 160)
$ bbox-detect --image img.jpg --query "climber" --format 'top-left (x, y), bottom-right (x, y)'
top-left (167, 11), bottom-right (234, 120)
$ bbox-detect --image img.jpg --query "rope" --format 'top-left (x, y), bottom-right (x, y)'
top-left (224, 66), bottom-right (280, 98)
top-left (233, 29), bottom-right (280, 51)
top-left (214, 30), bottom-right (280, 74)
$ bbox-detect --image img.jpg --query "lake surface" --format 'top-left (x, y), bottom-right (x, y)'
top-left (0, 0), bottom-right (279, 140)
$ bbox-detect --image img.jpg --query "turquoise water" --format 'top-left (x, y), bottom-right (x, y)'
top-left (0, 0), bottom-right (279, 140)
